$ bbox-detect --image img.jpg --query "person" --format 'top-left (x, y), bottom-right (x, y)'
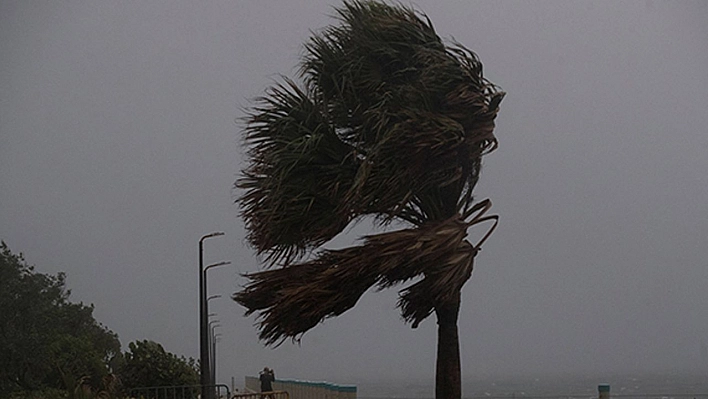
top-left (259, 367), bottom-right (275, 397)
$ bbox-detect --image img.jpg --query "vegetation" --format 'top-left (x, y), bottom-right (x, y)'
top-left (0, 241), bottom-right (121, 397)
top-left (0, 242), bottom-right (198, 399)
top-left (233, 2), bottom-right (504, 399)
top-left (117, 340), bottom-right (199, 393)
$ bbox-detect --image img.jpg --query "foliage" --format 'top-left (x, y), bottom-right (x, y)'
top-left (236, 202), bottom-right (496, 343)
top-left (62, 374), bottom-right (120, 399)
top-left (234, 0), bottom-right (502, 343)
top-left (8, 374), bottom-right (122, 399)
top-left (237, 0), bottom-right (502, 267)
top-left (117, 340), bottom-right (198, 394)
top-left (234, 2), bottom-right (503, 399)
top-left (0, 242), bottom-right (122, 398)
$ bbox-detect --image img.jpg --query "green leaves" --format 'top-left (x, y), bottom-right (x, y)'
top-left (118, 340), bottom-right (198, 392)
top-left (239, 80), bottom-right (358, 264)
top-left (237, 1), bottom-right (504, 266)
top-left (235, 0), bottom-right (502, 343)
top-left (234, 213), bottom-right (491, 345)
top-left (0, 242), bottom-right (121, 396)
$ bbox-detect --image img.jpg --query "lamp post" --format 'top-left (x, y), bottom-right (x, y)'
top-left (212, 333), bottom-right (222, 390)
top-left (208, 320), bottom-right (221, 392)
top-left (204, 264), bottom-right (228, 392)
top-left (204, 264), bottom-right (229, 323)
top-left (199, 232), bottom-right (224, 399)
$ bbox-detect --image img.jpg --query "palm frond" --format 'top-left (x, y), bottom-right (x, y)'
top-left (398, 240), bottom-right (475, 328)
top-left (233, 212), bottom-right (491, 345)
top-left (237, 79), bottom-right (359, 264)
top-left (298, 1), bottom-right (504, 224)
top-left (235, 1), bottom-right (504, 348)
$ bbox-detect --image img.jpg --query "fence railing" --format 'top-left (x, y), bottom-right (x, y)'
top-left (245, 376), bottom-right (356, 399)
top-left (232, 390), bottom-right (291, 399)
top-left (129, 383), bottom-right (231, 399)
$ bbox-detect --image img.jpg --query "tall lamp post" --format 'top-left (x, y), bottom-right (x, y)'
top-left (199, 232), bottom-right (224, 399)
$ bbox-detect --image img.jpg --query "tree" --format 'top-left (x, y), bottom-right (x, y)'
top-left (117, 340), bottom-right (198, 396)
top-left (232, 2), bottom-right (503, 399)
top-left (0, 242), bottom-right (121, 397)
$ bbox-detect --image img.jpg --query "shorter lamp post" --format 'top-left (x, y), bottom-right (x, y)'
top-left (211, 332), bottom-right (221, 389)
top-left (206, 296), bottom-right (222, 389)
top-left (208, 321), bottom-right (221, 394)
top-left (212, 333), bottom-right (222, 391)
top-left (204, 262), bottom-right (228, 395)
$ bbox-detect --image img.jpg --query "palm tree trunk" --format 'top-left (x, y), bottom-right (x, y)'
top-left (435, 291), bottom-right (462, 399)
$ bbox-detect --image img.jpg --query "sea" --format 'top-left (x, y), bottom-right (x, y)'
top-left (356, 373), bottom-right (708, 399)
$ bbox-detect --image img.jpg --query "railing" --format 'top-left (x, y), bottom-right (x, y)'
top-left (129, 383), bottom-right (231, 399)
top-left (245, 376), bottom-right (356, 399)
top-left (232, 390), bottom-right (291, 399)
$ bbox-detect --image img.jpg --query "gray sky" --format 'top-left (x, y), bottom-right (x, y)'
top-left (2, 0), bottom-right (707, 391)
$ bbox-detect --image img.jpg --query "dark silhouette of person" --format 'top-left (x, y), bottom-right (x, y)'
top-left (259, 367), bottom-right (275, 398)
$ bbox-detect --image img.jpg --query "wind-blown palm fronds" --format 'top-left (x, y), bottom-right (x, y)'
top-left (238, 79), bottom-right (359, 264)
top-left (237, 0), bottom-right (503, 265)
top-left (234, 2), bottom-right (503, 398)
top-left (234, 202), bottom-right (498, 346)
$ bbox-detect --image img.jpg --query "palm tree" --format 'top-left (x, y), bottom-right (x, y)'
top-left (233, 2), bottom-right (504, 399)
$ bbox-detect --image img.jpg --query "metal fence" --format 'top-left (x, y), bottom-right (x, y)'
top-left (129, 384), bottom-right (231, 399)
top-left (244, 376), bottom-right (356, 399)
top-left (232, 390), bottom-right (291, 399)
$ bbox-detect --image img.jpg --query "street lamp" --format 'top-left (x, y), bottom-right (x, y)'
top-left (208, 320), bottom-right (221, 391)
top-left (199, 232), bottom-right (224, 399)
top-left (205, 261), bottom-right (230, 274)
top-left (211, 333), bottom-right (222, 390)
top-left (204, 264), bottom-right (228, 384)
top-left (204, 264), bottom-right (228, 392)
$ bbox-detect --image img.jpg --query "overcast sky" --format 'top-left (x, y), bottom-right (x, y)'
top-left (2, 0), bottom-right (707, 393)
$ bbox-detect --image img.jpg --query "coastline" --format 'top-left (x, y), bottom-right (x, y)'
top-left (355, 372), bottom-right (708, 399)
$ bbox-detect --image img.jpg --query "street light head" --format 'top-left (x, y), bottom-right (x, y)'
top-left (204, 261), bottom-right (231, 273)
top-left (200, 231), bottom-right (225, 243)
top-left (207, 261), bottom-right (230, 268)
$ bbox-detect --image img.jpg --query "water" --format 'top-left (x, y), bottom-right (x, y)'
top-left (356, 373), bottom-right (708, 399)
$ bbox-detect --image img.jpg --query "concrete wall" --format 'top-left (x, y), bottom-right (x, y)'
top-left (245, 376), bottom-right (356, 399)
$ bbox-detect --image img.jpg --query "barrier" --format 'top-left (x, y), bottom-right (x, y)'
top-left (129, 383), bottom-right (230, 399)
top-left (245, 376), bottom-right (356, 399)
top-left (232, 390), bottom-right (290, 399)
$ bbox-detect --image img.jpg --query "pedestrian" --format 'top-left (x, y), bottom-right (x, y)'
top-left (259, 367), bottom-right (275, 398)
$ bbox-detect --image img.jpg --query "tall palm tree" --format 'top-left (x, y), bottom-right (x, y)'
top-left (233, 2), bottom-right (504, 399)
